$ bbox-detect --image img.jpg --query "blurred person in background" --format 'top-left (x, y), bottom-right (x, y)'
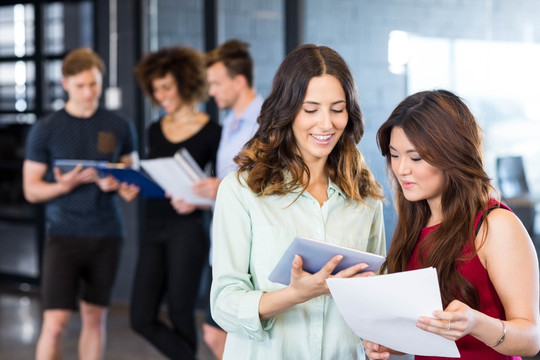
top-left (131, 46), bottom-right (221, 360)
top-left (194, 39), bottom-right (263, 360)
top-left (23, 47), bottom-right (138, 360)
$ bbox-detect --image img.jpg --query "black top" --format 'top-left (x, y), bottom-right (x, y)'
top-left (25, 108), bottom-right (137, 238)
top-left (145, 118), bottom-right (221, 219)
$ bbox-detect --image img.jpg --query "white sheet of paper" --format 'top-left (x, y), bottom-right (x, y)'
top-left (327, 267), bottom-right (460, 357)
top-left (140, 158), bottom-right (214, 206)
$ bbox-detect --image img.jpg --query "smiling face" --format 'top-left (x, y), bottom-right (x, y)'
top-left (292, 74), bottom-right (348, 167)
top-left (389, 126), bottom-right (445, 209)
top-left (62, 67), bottom-right (102, 113)
top-left (151, 73), bottom-right (183, 114)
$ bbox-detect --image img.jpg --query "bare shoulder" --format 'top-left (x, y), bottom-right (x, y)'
top-left (484, 207), bottom-right (528, 238)
top-left (478, 207), bottom-right (534, 264)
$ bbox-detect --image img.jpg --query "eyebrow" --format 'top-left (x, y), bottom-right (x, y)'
top-left (303, 100), bottom-right (346, 105)
top-left (388, 145), bottom-right (418, 154)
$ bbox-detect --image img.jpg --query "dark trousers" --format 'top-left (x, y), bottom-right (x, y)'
top-left (130, 212), bottom-right (209, 360)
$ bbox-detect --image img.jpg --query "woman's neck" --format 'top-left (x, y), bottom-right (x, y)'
top-left (426, 199), bottom-right (443, 227)
top-left (168, 104), bottom-right (197, 124)
top-left (160, 105), bottom-right (208, 143)
top-left (305, 163), bottom-right (329, 206)
top-left (305, 157), bottom-right (328, 182)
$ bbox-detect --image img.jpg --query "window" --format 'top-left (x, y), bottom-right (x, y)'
top-left (0, 1), bottom-right (95, 283)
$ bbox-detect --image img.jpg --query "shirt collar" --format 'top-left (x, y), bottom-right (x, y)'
top-left (328, 178), bottom-right (347, 199)
top-left (234, 94), bottom-right (263, 124)
top-left (284, 171), bottom-right (347, 200)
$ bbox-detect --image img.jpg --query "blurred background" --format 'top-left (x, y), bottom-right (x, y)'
top-left (0, 0), bottom-right (539, 359)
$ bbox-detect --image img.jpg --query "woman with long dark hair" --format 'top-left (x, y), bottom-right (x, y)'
top-left (364, 90), bottom-right (540, 360)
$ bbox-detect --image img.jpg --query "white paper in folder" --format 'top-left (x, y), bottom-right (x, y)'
top-left (326, 267), bottom-right (460, 358)
top-left (140, 148), bottom-right (214, 206)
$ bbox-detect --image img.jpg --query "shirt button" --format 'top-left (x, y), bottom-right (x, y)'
top-left (316, 229), bottom-right (322, 234)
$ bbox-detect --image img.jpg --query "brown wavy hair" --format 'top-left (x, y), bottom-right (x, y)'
top-left (135, 46), bottom-right (207, 106)
top-left (377, 89), bottom-right (495, 309)
top-left (206, 39), bottom-right (254, 87)
top-left (235, 44), bottom-right (382, 203)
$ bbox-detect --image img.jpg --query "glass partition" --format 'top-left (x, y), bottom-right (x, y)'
top-left (0, 4), bottom-right (35, 57)
top-left (303, 0), bottom-right (540, 241)
top-left (0, 1), bottom-right (95, 284)
top-left (217, 0), bottom-right (284, 98)
top-left (0, 61), bottom-right (36, 114)
top-left (142, 0), bottom-right (284, 125)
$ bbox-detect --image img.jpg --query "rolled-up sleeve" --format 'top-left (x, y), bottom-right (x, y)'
top-left (210, 172), bottom-right (273, 341)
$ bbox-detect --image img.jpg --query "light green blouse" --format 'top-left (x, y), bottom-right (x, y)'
top-left (211, 171), bottom-right (386, 360)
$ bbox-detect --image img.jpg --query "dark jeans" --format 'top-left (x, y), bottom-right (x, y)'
top-left (130, 212), bottom-right (209, 360)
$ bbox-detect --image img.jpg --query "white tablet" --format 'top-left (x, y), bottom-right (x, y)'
top-left (268, 236), bottom-right (386, 285)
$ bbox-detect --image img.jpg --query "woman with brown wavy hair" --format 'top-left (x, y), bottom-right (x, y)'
top-left (210, 44), bottom-right (385, 359)
top-left (364, 90), bottom-right (540, 360)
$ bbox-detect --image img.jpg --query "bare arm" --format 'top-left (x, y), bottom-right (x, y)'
top-left (23, 159), bottom-right (97, 203)
top-left (417, 209), bottom-right (540, 356)
top-left (475, 209), bottom-right (540, 355)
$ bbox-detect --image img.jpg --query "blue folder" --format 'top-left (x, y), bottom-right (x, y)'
top-left (53, 159), bottom-right (165, 198)
top-left (99, 167), bottom-right (166, 198)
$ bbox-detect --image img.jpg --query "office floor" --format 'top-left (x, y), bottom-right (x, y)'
top-left (1, 286), bottom-right (539, 360)
top-left (0, 281), bottom-right (216, 360)
top-left (1, 232), bottom-right (540, 360)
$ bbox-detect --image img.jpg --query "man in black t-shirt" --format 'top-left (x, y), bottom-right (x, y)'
top-left (23, 48), bottom-right (138, 360)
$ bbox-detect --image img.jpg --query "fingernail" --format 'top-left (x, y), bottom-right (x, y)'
top-left (336, 255), bottom-right (343, 261)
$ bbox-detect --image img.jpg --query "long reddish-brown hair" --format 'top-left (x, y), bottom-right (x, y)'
top-left (377, 90), bottom-right (494, 309)
top-left (235, 44), bottom-right (382, 203)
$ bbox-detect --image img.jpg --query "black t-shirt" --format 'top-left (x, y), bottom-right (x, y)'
top-left (145, 118), bottom-right (221, 219)
top-left (25, 108), bottom-right (137, 238)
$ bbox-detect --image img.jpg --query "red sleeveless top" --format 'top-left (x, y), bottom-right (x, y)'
top-left (408, 200), bottom-right (520, 360)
